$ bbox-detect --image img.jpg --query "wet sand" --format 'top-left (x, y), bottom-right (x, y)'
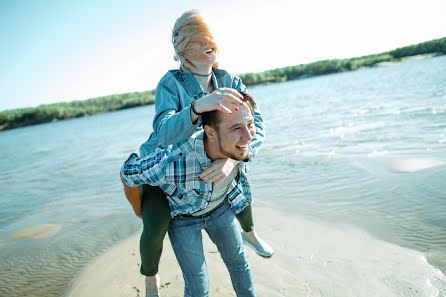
top-left (9, 224), bottom-right (62, 241)
top-left (64, 205), bottom-right (446, 297)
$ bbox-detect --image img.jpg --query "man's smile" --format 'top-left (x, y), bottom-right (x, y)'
top-left (236, 144), bottom-right (249, 152)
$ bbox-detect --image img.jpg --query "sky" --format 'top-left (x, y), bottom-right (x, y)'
top-left (0, 0), bottom-right (445, 111)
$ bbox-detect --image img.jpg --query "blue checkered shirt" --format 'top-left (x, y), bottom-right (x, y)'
top-left (121, 130), bottom-right (253, 218)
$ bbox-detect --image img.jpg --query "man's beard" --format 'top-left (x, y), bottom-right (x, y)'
top-left (217, 138), bottom-right (249, 161)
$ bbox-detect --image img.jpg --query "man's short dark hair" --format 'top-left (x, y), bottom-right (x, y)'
top-left (201, 91), bottom-right (255, 130)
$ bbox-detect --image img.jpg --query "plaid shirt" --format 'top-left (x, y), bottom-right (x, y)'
top-left (121, 130), bottom-right (254, 218)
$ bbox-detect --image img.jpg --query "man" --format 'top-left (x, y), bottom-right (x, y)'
top-left (121, 92), bottom-right (258, 297)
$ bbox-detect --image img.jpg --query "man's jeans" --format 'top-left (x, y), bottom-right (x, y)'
top-left (168, 201), bottom-right (256, 297)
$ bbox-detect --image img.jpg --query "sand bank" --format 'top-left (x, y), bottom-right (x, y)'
top-left (391, 158), bottom-right (445, 173)
top-left (376, 53), bottom-right (441, 67)
top-left (9, 224), bottom-right (62, 240)
top-left (64, 205), bottom-right (446, 297)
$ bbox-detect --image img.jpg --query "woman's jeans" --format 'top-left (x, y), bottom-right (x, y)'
top-left (139, 185), bottom-right (254, 277)
top-left (168, 200), bottom-right (256, 297)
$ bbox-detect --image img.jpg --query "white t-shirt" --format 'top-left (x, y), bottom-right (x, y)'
top-left (192, 166), bottom-right (239, 216)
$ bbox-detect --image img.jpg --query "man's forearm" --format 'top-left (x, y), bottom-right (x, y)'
top-left (121, 173), bottom-right (142, 218)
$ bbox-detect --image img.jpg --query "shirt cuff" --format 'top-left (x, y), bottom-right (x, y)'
top-left (120, 154), bottom-right (139, 188)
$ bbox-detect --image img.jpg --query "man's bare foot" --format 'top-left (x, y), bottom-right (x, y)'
top-left (241, 229), bottom-right (274, 258)
top-left (145, 274), bottom-right (160, 297)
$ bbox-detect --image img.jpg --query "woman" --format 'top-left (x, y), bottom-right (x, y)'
top-left (123, 10), bottom-right (273, 296)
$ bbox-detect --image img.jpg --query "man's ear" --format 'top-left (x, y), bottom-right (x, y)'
top-left (204, 124), bottom-right (216, 141)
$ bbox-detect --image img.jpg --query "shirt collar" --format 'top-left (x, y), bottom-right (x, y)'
top-left (182, 70), bottom-right (218, 98)
top-left (193, 130), bottom-right (212, 168)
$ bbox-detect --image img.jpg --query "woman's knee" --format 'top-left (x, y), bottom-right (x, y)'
top-left (141, 217), bottom-right (169, 240)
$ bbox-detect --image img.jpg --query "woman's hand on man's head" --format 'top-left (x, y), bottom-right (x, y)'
top-left (195, 88), bottom-right (244, 115)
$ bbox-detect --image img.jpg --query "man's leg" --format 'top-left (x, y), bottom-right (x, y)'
top-left (206, 202), bottom-right (256, 297)
top-left (168, 216), bottom-right (209, 297)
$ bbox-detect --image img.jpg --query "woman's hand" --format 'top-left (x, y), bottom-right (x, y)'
top-left (194, 88), bottom-right (244, 115)
top-left (199, 158), bottom-right (240, 184)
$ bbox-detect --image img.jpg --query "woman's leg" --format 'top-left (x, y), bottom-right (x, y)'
top-left (236, 203), bottom-right (274, 258)
top-left (140, 184), bottom-right (170, 276)
top-left (235, 203), bottom-right (254, 232)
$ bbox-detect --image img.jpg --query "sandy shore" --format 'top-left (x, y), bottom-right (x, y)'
top-left (64, 204), bottom-right (446, 297)
top-left (376, 53), bottom-right (441, 67)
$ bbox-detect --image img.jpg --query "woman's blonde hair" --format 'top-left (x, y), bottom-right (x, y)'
top-left (172, 10), bottom-right (219, 72)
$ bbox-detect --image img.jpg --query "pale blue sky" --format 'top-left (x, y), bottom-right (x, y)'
top-left (1, 0), bottom-right (445, 111)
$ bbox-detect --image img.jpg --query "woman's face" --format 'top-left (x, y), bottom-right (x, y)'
top-left (184, 39), bottom-right (217, 67)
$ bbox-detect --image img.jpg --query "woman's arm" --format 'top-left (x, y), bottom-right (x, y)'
top-left (153, 83), bottom-right (200, 146)
top-left (152, 70), bottom-right (256, 150)
top-left (154, 82), bottom-right (244, 146)
top-left (233, 76), bottom-right (266, 161)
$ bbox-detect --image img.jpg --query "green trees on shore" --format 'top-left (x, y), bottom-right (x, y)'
top-left (239, 37), bottom-right (446, 86)
top-left (1, 36), bottom-right (445, 131)
top-left (0, 90), bottom-right (155, 130)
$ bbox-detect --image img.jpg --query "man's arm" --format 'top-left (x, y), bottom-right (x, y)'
top-left (120, 150), bottom-right (171, 218)
top-left (120, 152), bottom-right (169, 187)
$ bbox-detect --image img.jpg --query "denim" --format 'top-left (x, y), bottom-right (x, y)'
top-left (168, 201), bottom-right (256, 297)
top-left (138, 69), bottom-right (264, 160)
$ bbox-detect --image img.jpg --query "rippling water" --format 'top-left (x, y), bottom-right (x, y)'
top-left (248, 55), bottom-right (446, 273)
top-left (0, 55), bottom-right (445, 296)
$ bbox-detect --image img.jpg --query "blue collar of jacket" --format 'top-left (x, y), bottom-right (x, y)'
top-left (181, 70), bottom-right (220, 98)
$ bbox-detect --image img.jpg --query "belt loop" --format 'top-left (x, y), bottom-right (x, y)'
top-left (204, 215), bottom-right (210, 228)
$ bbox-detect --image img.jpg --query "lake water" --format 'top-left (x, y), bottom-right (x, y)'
top-left (0, 55), bottom-right (445, 297)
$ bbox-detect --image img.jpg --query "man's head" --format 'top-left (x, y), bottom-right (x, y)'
top-left (202, 91), bottom-right (256, 161)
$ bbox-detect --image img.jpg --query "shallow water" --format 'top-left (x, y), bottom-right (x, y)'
top-left (0, 55), bottom-right (445, 296)
top-left (247, 56), bottom-right (446, 271)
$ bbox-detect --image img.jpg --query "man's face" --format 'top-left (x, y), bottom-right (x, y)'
top-left (213, 103), bottom-right (255, 161)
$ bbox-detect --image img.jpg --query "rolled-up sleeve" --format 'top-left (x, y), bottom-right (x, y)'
top-left (120, 152), bottom-right (167, 187)
top-left (248, 107), bottom-right (265, 160)
top-left (232, 76), bottom-right (265, 161)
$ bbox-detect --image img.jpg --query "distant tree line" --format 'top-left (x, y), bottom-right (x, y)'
top-left (239, 36), bottom-right (446, 86)
top-left (1, 36), bottom-right (445, 131)
top-left (0, 90), bottom-right (155, 130)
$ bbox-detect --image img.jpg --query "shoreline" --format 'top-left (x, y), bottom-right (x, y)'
top-left (2, 35), bottom-right (445, 131)
top-left (64, 205), bottom-right (446, 297)
top-left (375, 53), bottom-right (440, 66)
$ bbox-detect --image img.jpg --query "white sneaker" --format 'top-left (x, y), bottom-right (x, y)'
top-left (145, 274), bottom-right (160, 297)
top-left (241, 232), bottom-right (274, 258)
